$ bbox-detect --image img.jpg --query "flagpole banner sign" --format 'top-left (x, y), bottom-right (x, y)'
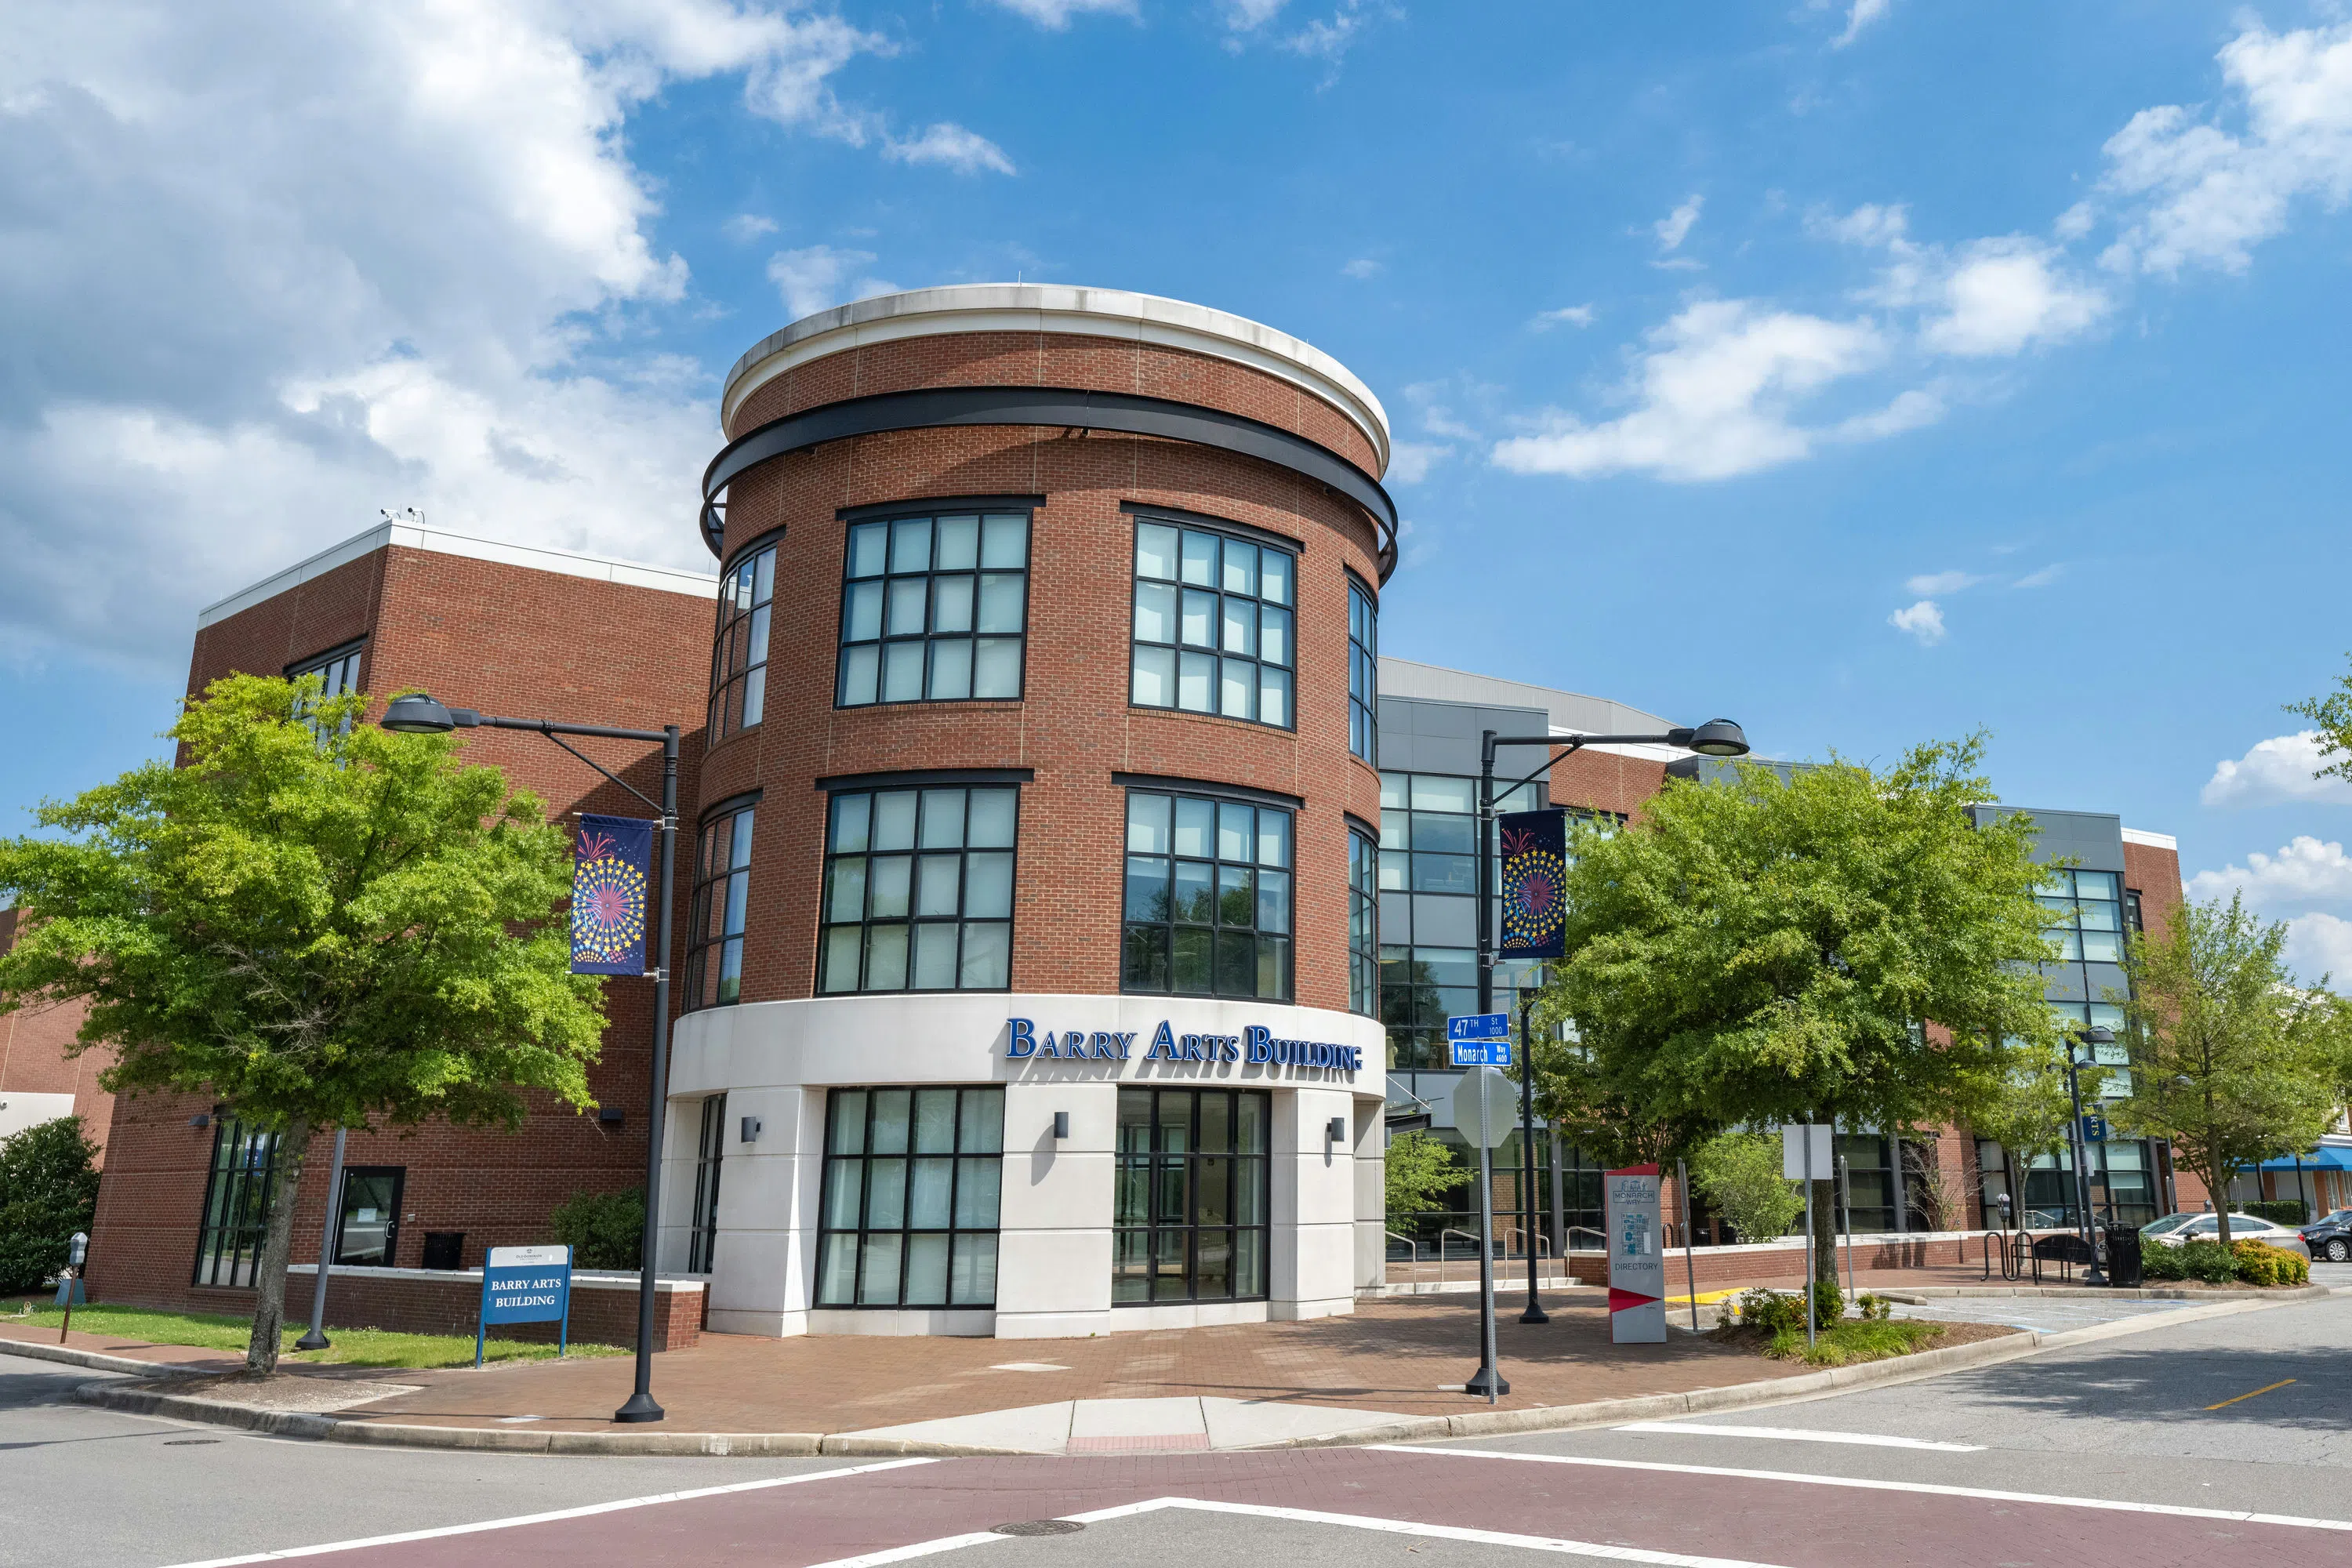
top-left (571, 814), bottom-right (654, 975)
top-left (1497, 808), bottom-right (1568, 961)
top-left (1606, 1163), bottom-right (1667, 1344)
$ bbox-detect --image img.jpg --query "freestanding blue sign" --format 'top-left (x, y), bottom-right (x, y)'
top-left (476, 1243), bottom-right (572, 1367)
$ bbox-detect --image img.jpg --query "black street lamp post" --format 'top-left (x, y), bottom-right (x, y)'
top-left (383, 693), bottom-right (681, 1424)
top-left (1473, 719), bottom-right (1748, 1325)
top-left (2063, 1024), bottom-right (2116, 1288)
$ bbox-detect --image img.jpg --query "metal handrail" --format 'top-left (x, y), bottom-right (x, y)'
top-left (1440, 1227), bottom-right (1480, 1288)
top-left (1564, 1225), bottom-right (1607, 1251)
top-left (1385, 1230), bottom-right (1420, 1292)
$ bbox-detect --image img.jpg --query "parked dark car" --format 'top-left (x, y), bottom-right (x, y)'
top-left (2303, 1208), bottom-right (2352, 1263)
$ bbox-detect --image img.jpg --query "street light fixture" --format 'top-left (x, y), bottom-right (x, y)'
top-left (1476, 718), bottom-right (1749, 1329)
top-left (380, 691), bottom-right (681, 1425)
top-left (2064, 1024), bottom-right (2115, 1287)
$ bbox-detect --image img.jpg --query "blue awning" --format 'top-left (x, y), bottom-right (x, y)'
top-left (2258, 1145), bottom-right (2352, 1173)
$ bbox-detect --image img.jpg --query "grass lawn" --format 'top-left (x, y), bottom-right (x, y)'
top-left (1762, 1318), bottom-right (1944, 1367)
top-left (3, 1298), bottom-right (625, 1370)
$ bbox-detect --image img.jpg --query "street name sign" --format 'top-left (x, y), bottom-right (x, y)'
top-left (1447, 1013), bottom-right (1509, 1040)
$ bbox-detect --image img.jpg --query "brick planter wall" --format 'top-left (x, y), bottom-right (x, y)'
top-left (1564, 1230), bottom-right (2010, 1290)
top-left (282, 1264), bottom-right (705, 1351)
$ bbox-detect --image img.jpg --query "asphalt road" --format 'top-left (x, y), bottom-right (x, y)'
top-left (4, 1289), bottom-right (2347, 1568)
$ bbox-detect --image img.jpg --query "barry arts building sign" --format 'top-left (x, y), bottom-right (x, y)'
top-left (1005, 1018), bottom-right (1364, 1074)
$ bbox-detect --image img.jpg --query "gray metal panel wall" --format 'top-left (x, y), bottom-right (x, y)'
top-left (1374, 695), bottom-right (1549, 777)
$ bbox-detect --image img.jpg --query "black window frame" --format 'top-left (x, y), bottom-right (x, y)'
top-left (685, 800), bottom-right (757, 1011)
top-left (815, 1086), bottom-right (1004, 1309)
top-left (710, 536), bottom-right (779, 745)
top-left (192, 1116), bottom-right (281, 1289)
top-left (818, 783), bottom-right (1020, 995)
top-left (1113, 1087), bottom-right (1271, 1305)
top-left (1348, 822), bottom-right (1379, 1017)
top-left (1127, 514), bottom-right (1298, 732)
top-left (834, 506), bottom-right (1033, 710)
top-left (688, 1094), bottom-right (727, 1273)
top-left (329, 1166), bottom-right (405, 1268)
top-left (1346, 572), bottom-right (1377, 765)
top-left (1119, 786), bottom-right (1294, 1002)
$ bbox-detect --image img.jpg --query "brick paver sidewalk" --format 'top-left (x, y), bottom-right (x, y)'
top-left (334, 1294), bottom-right (1783, 1436)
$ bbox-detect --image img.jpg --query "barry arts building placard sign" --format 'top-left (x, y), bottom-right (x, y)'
top-left (1005, 1018), bottom-right (1364, 1074)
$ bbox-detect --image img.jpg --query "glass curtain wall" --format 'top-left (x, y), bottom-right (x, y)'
top-left (688, 1094), bottom-right (727, 1273)
top-left (192, 1118), bottom-right (281, 1288)
top-left (1377, 771), bottom-right (1545, 1072)
top-left (1113, 1088), bottom-right (1270, 1304)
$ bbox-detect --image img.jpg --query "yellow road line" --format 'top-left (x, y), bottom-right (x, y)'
top-left (2205, 1378), bottom-right (2296, 1410)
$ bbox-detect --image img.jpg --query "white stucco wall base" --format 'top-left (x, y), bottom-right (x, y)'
top-left (665, 993), bottom-right (1385, 1339)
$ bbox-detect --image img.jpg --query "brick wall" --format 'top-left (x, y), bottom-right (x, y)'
top-left (88, 544), bottom-right (713, 1311)
top-left (0, 907), bottom-right (114, 1160)
top-left (280, 1264), bottom-right (703, 1351)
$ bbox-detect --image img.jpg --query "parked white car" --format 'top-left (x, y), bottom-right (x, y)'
top-left (2141, 1211), bottom-right (2311, 1258)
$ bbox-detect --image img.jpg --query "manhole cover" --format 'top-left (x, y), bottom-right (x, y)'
top-left (164, 1439), bottom-right (220, 1446)
top-left (990, 1520), bottom-right (1085, 1537)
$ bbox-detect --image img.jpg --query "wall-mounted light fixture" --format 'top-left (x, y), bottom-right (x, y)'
top-left (1327, 1116), bottom-right (1347, 1145)
top-left (1053, 1111), bottom-right (1071, 1140)
top-left (740, 1116), bottom-right (763, 1143)
top-left (598, 1106), bottom-right (626, 1128)
top-left (187, 1113), bottom-right (212, 1130)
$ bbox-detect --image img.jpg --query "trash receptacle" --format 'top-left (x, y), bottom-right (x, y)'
top-left (2103, 1225), bottom-right (2143, 1287)
top-left (421, 1231), bottom-right (466, 1270)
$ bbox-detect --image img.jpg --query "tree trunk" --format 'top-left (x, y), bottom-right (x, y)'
top-left (245, 1115), bottom-right (310, 1374)
top-left (1812, 1176), bottom-right (1839, 1289)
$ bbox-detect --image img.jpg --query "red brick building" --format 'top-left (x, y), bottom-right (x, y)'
top-left (82, 520), bottom-right (715, 1320)
top-left (0, 910), bottom-right (111, 1158)
top-left (53, 284), bottom-right (2200, 1347)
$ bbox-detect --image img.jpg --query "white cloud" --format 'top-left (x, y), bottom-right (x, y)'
top-left (884, 123), bottom-right (1016, 176)
top-left (1831, 0), bottom-right (1893, 49)
top-left (1531, 304), bottom-right (1595, 329)
top-left (2013, 564), bottom-right (2063, 588)
top-left (1490, 299), bottom-right (1886, 481)
top-left (1888, 599), bottom-right (1946, 644)
top-left (1904, 569), bottom-right (1981, 596)
top-left (0, 0), bottom-right (921, 671)
top-left (1809, 202), bottom-right (1910, 246)
top-left (987, 0), bottom-right (1138, 27)
top-left (1654, 194), bottom-right (1704, 252)
top-left (2187, 836), bottom-right (2352, 911)
top-left (2100, 23), bottom-right (2352, 275)
top-left (1828, 385), bottom-right (1944, 441)
top-left (1385, 441), bottom-right (1450, 485)
top-left (1341, 258), bottom-right (1382, 279)
top-left (2285, 911), bottom-right (2352, 989)
top-left (722, 213), bottom-right (779, 242)
top-left (1224, 0), bottom-right (1290, 27)
top-left (766, 246), bottom-right (898, 320)
top-left (2201, 731), bottom-right (2352, 808)
top-left (1912, 237), bottom-right (2109, 356)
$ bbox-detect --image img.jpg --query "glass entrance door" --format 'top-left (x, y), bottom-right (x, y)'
top-left (333, 1167), bottom-right (405, 1266)
top-left (1113, 1087), bottom-right (1269, 1304)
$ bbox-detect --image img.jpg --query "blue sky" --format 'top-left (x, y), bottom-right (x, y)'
top-left (5, 0), bottom-right (2351, 981)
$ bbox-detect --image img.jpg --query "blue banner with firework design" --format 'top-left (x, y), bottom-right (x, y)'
top-left (571, 815), bottom-right (653, 975)
top-left (1497, 808), bottom-right (1568, 961)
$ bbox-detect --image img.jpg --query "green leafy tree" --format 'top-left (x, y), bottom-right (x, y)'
top-left (1686, 1131), bottom-right (1802, 1244)
top-left (2114, 895), bottom-right (2352, 1247)
top-left (1965, 1037), bottom-right (2084, 1229)
top-left (0, 1115), bottom-right (102, 1293)
top-left (2291, 655), bottom-right (2352, 786)
top-left (1535, 737), bottom-right (2061, 1291)
top-left (1383, 1130), bottom-right (1463, 1222)
top-left (0, 674), bottom-right (608, 1370)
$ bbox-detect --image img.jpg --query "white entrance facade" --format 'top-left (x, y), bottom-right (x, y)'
top-left (659, 993), bottom-right (1388, 1338)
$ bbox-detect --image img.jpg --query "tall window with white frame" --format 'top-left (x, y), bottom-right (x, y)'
top-left (686, 803), bottom-right (754, 1009)
top-left (1347, 576), bottom-right (1377, 764)
top-left (710, 542), bottom-right (775, 742)
top-left (820, 785), bottom-right (1018, 993)
top-left (837, 512), bottom-right (1029, 706)
top-left (1120, 789), bottom-right (1292, 1000)
top-left (1129, 517), bottom-right (1295, 728)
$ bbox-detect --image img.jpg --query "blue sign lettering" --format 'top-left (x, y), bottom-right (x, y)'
top-left (1005, 1017), bottom-right (1362, 1075)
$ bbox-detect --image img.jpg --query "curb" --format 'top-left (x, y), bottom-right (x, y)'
top-left (0, 1338), bottom-right (217, 1380)
top-left (34, 1283), bottom-right (2338, 1459)
top-left (1871, 1283), bottom-right (2332, 1302)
